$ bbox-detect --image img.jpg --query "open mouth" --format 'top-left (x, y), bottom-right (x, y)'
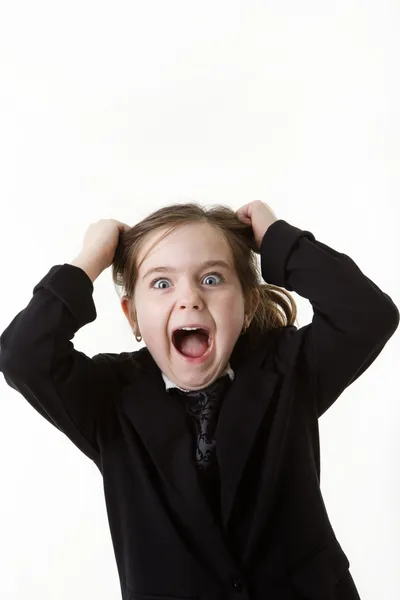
top-left (172, 326), bottom-right (212, 360)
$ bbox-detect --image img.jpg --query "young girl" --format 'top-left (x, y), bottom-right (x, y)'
top-left (1, 200), bottom-right (398, 600)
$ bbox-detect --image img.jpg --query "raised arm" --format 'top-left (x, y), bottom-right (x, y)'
top-left (0, 218), bottom-right (131, 464)
top-left (0, 263), bottom-right (126, 464)
top-left (259, 217), bottom-right (399, 418)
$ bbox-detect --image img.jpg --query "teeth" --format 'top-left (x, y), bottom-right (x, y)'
top-left (180, 327), bottom-right (200, 331)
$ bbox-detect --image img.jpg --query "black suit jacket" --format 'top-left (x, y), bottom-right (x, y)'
top-left (1, 219), bottom-right (398, 600)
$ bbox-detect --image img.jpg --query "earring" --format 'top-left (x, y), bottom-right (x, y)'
top-left (134, 330), bottom-right (142, 343)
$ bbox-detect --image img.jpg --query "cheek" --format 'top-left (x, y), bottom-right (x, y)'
top-left (216, 293), bottom-right (245, 335)
top-left (140, 320), bottom-right (169, 356)
top-left (221, 291), bottom-right (245, 316)
top-left (136, 297), bottom-right (168, 333)
top-left (145, 330), bottom-right (167, 353)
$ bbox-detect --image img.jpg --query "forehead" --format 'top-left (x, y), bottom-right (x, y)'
top-left (137, 221), bottom-right (233, 271)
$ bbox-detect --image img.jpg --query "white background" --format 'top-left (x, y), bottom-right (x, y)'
top-left (0, 1), bottom-right (399, 598)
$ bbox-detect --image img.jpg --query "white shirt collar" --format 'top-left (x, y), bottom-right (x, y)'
top-left (162, 363), bottom-right (235, 392)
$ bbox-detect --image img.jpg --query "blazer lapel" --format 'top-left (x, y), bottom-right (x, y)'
top-left (216, 365), bottom-right (279, 529)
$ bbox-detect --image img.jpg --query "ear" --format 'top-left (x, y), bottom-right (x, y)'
top-left (121, 295), bottom-right (137, 330)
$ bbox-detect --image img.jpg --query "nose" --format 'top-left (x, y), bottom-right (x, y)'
top-left (179, 302), bottom-right (201, 310)
top-left (177, 283), bottom-right (204, 311)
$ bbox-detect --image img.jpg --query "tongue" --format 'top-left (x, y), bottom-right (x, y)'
top-left (179, 332), bottom-right (209, 358)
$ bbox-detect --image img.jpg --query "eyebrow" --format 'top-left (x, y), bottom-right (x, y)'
top-left (142, 260), bottom-right (232, 280)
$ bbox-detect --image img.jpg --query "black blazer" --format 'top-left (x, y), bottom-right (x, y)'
top-left (1, 220), bottom-right (398, 600)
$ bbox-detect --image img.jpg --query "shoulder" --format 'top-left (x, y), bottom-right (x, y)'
top-left (232, 324), bottom-right (306, 374)
top-left (90, 345), bottom-right (155, 385)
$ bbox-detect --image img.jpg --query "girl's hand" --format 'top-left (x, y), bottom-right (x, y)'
top-left (78, 219), bottom-right (131, 272)
top-left (236, 200), bottom-right (278, 252)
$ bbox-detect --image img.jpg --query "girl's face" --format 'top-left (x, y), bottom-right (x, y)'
top-left (122, 222), bottom-right (247, 390)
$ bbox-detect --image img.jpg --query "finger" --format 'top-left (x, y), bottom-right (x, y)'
top-left (236, 206), bottom-right (252, 223)
top-left (236, 204), bottom-right (247, 216)
top-left (119, 222), bottom-right (131, 232)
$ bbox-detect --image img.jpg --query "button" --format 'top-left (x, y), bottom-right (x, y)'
top-left (232, 578), bottom-right (243, 592)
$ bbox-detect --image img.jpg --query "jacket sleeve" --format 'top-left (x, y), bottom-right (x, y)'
top-left (260, 220), bottom-right (399, 418)
top-left (0, 263), bottom-right (123, 463)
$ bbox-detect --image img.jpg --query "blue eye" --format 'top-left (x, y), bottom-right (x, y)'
top-left (150, 272), bottom-right (225, 289)
top-left (151, 278), bottom-right (171, 289)
top-left (203, 273), bottom-right (224, 285)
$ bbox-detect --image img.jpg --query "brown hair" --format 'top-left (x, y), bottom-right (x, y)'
top-left (112, 203), bottom-right (298, 336)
